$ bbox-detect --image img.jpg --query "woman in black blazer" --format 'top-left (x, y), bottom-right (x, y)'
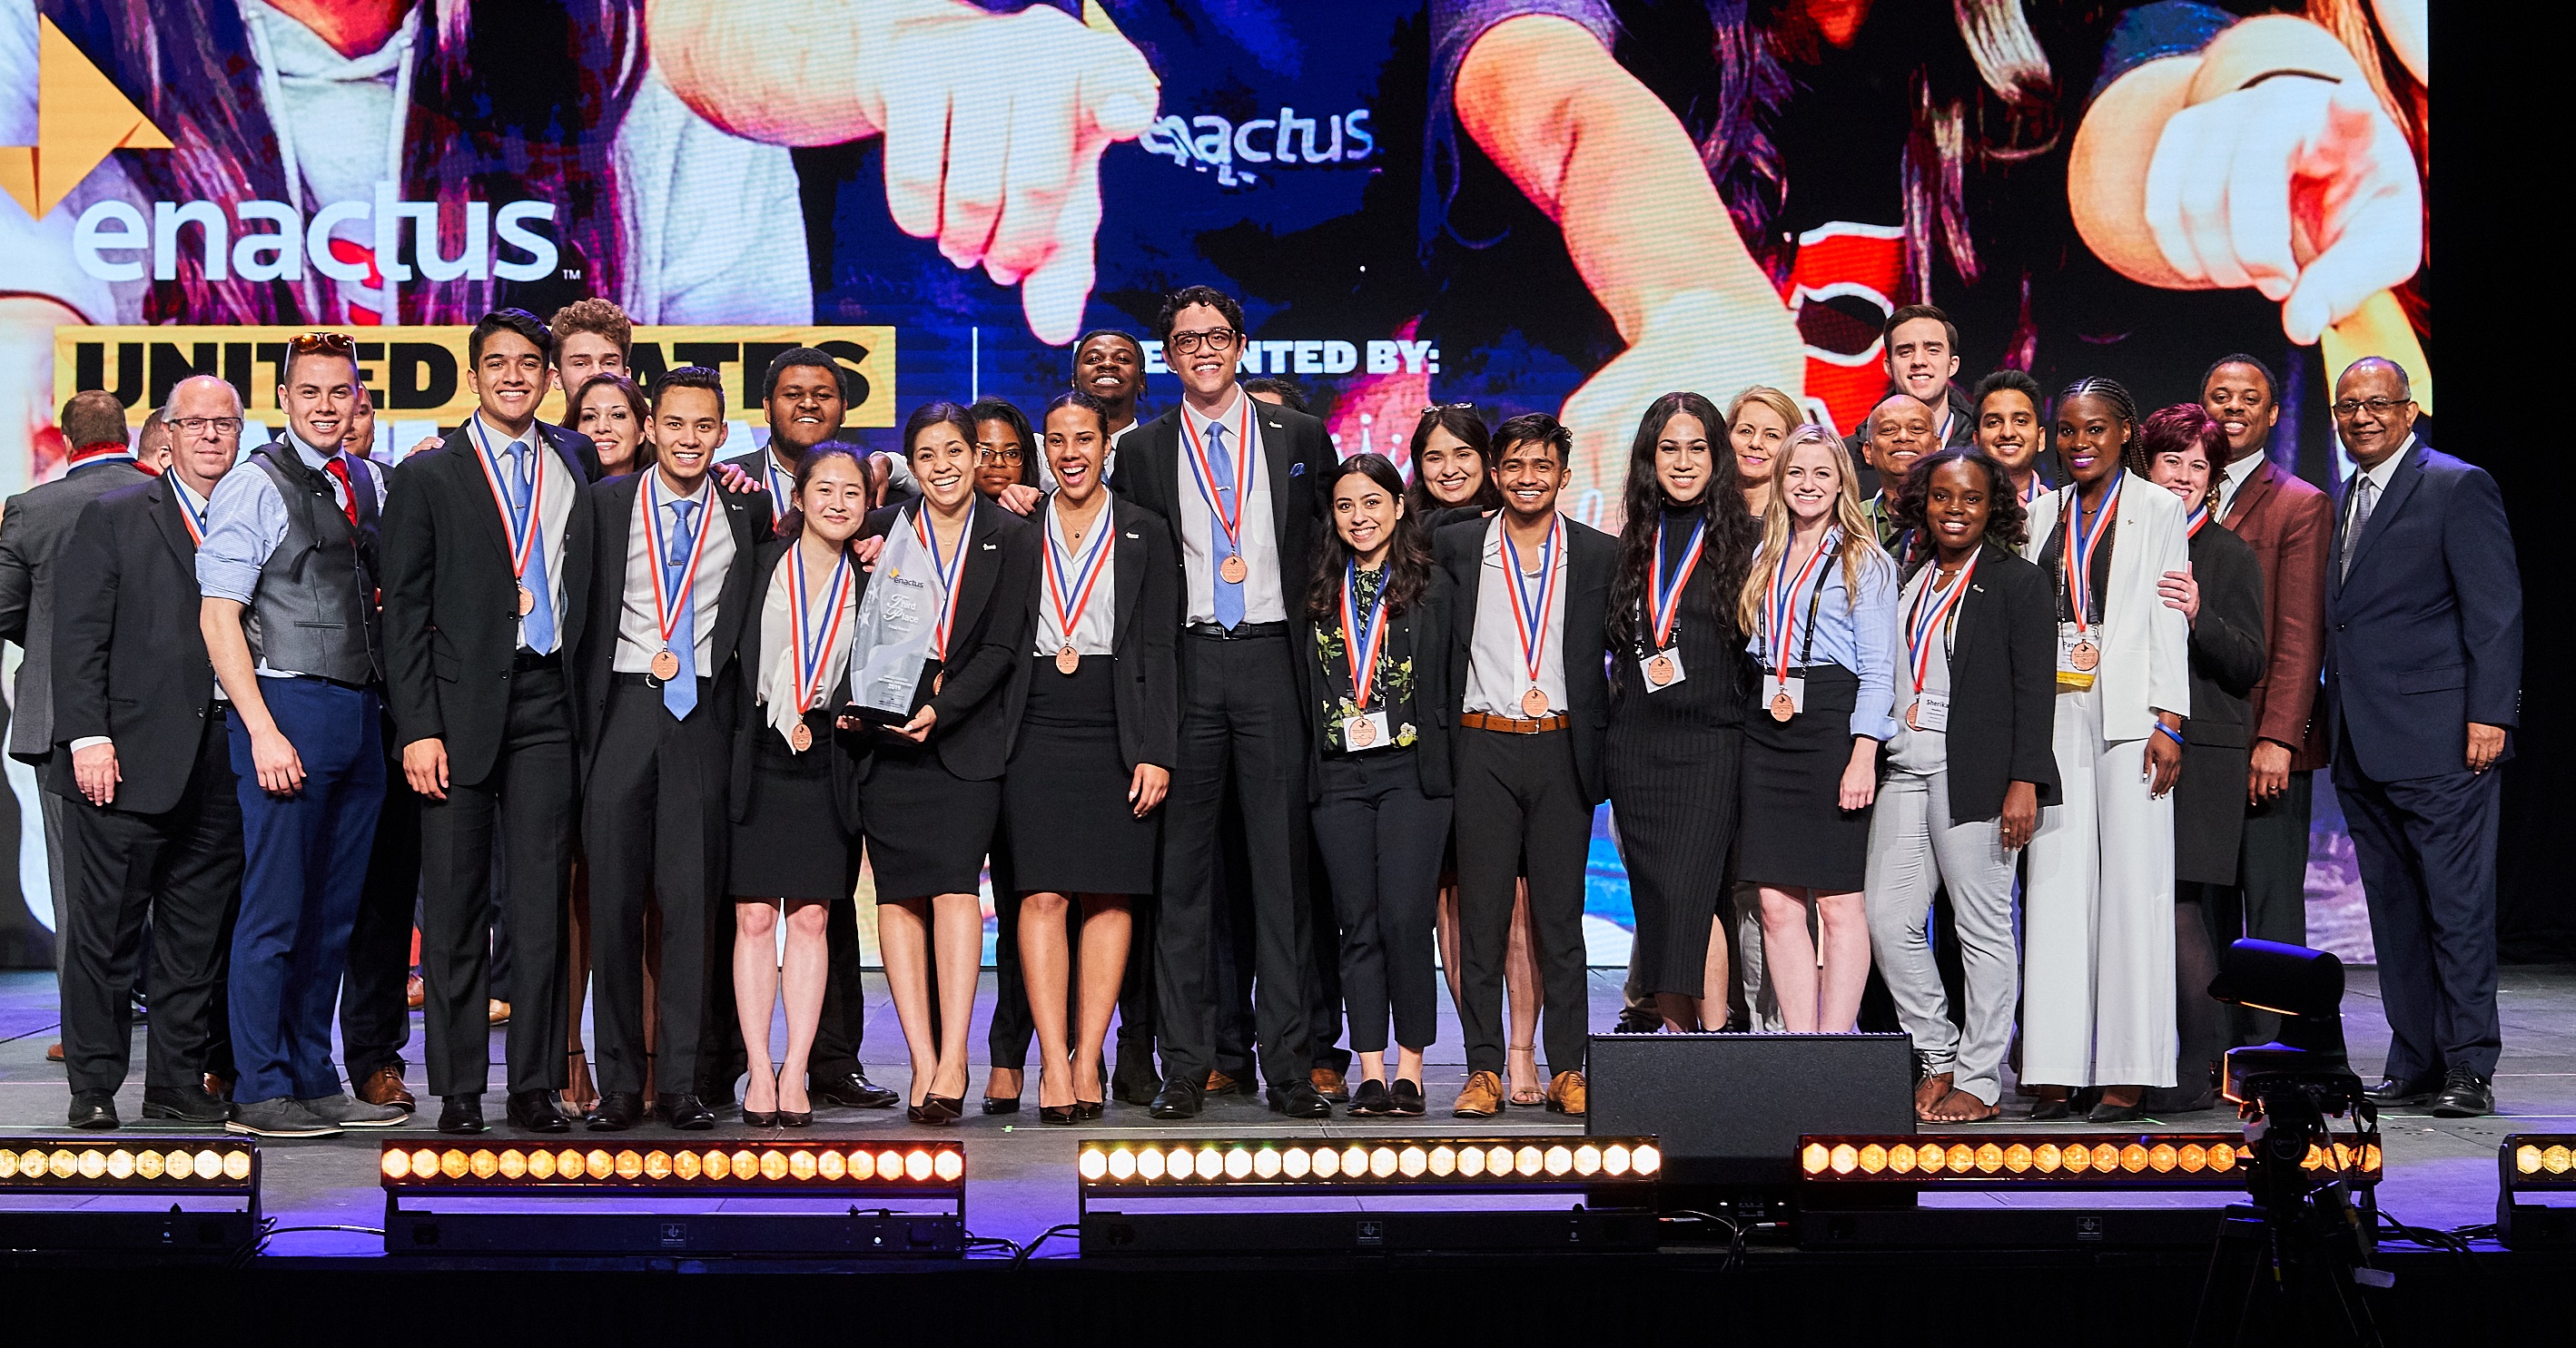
top-left (853, 403), bottom-right (1039, 1123)
top-left (1303, 454), bottom-right (1451, 1117)
top-left (996, 392), bottom-right (1177, 1123)
top-left (1865, 448), bottom-right (2062, 1122)
top-left (2137, 406), bottom-right (2266, 1111)
top-left (726, 447), bottom-right (872, 1127)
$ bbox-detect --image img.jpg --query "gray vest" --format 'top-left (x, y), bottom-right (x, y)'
top-left (242, 447), bottom-right (380, 685)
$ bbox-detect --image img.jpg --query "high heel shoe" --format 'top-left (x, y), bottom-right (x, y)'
top-left (1040, 1103), bottom-right (1080, 1125)
top-left (924, 1094), bottom-right (965, 1121)
top-left (907, 1097), bottom-right (959, 1126)
top-left (743, 1070), bottom-right (780, 1127)
top-left (982, 1095), bottom-right (1021, 1115)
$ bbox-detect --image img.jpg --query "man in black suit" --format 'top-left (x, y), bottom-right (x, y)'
top-left (1114, 285), bottom-right (1333, 1120)
top-left (381, 310), bottom-right (603, 1136)
top-left (47, 377), bottom-right (246, 1130)
top-left (575, 367), bottom-right (769, 1131)
top-left (2325, 359), bottom-right (2522, 1119)
top-left (1436, 414), bottom-right (1614, 1119)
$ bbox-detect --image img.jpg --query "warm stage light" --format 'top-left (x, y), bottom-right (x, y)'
top-left (1796, 1134), bottom-right (2374, 1187)
top-left (379, 1140), bottom-right (965, 1193)
top-left (2499, 1134), bottom-right (2576, 1250)
top-left (2, 1139), bottom-right (255, 1189)
top-left (1073, 1137), bottom-right (1662, 1194)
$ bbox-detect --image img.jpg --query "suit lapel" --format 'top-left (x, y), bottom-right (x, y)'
top-left (1258, 407), bottom-right (1295, 551)
top-left (2226, 458), bottom-right (2278, 531)
top-left (150, 476), bottom-right (197, 579)
top-left (1112, 499), bottom-right (1144, 653)
top-left (710, 485), bottom-right (763, 664)
top-left (450, 425), bottom-right (518, 566)
top-left (2343, 442), bottom-right (2423, 585)
top-left (952, 498), bottom-right (1004, 650)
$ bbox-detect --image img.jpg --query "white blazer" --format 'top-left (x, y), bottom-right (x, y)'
top-left (2022, 470), bottom-right (2191, 742)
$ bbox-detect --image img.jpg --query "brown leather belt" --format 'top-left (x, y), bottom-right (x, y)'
top-left (1460, 710), bottom-right (1566, 734)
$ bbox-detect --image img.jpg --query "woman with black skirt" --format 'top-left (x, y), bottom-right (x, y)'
top-left (2138, 405), bottom-right (2265, 1112)
top-left (1305, 454), bottom-right (1452, 1116)
top-left (1606, 392), bottom-right (1761, 1031)
top-left (727, 447), bottom-right (872, 1127)
top-left (854, 402), bottom-right (1039, 1124)
top-left (1736, 424), bottom-right (1900, 1033)
top-left (999, 391), bottom-right (1176, 1123)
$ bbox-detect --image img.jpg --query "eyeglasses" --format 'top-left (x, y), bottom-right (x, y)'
top-left (167, 417), bottom-right (244, 436)
top-left (1167, 328), bottom-right (1239, 355)
top-left (288, 331), bottom-right (356, 357)
top-left (975, 448), bottom-right (1023, 466)
top-left (2330, 397), bottom-right (2411, 418)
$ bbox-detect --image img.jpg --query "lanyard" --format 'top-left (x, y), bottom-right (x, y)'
top-left (913, 506), bottom-right (971, 660)
top-left (469, 416), bottom-right (544, 586)
top-left (1906, 552), bottom-right (1978, 697)
top-left (639, 477), bottom-right (715, 653)
top-left (1341, 561), bottom-right (1391, 708)
top-left (765, 457), bottom-right (795, 516)
top-left (1503, 516), bottom-right (1563, 692)
top-left (1179, 394), bottom-right (1255, 553)
top-left (1764, 528), bottom-right (1838, 684)
top-left (2064, 476), bottom-right (2119, 633)
top-left (2186, 500), bottom-right (2208, 538)
top-left (1042, 497), bottom-right (1115, 645)
top-left (1645, 512), bottom-right (1707, 652)
top-left (174, 483), bottom-right (210, 546)
top-left (788, 546), bottom-right (854, 714)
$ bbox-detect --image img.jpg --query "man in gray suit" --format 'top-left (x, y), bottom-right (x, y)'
top-left (0, 389), bottom-right (155, 990)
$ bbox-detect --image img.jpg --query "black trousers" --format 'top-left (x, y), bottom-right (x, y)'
top-left (1312, 749), bottom-right (1450, 1055)
top-left (1454, 728), bottom-right (1591, 1079)
top-left (807, 890), bottom-right (871, 1086)
top-left (341, 711), bottom-right (418, 1085)
top-left (585, 682), bottom-right (728, 1096)
top-left (418, 664), bottom-right (575, 1097)
top-left (1307, 831), bottom-right (1350, 1072)
top-left (1154, 633), bottom-right (1312, 1088)
top-left (1207, 799), bottom-right (1258, 1079)
top-left (2218, 769), bottom-right (2313, 1045)
top-left (2336, 740), bottom-right (2502, 1081)
top-left (60, 715), bottom-right (242, 1094)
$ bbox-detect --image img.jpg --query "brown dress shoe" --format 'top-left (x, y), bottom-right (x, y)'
top-left (45, 1041), bottom-right (63, 1063)
top-left (1454, 1070), bottom-right (1505, 1118)
top-left (1206, 1069), bottom-right (1256, 1097)
top-left (406, 974), bottom-right (424, 1009)
top-left (489, 999), bottom-right (512, 1026)
top-left (1545, 1070), bottom-right (1586, 1117)
top-left (1309, 1066), bottom-right (1350, 1103)
top-left (356, 1064), bottom-right (416, 1111)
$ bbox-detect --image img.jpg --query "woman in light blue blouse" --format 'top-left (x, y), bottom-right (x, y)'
top-left (1734, 425), bottom-right (1901, 1032)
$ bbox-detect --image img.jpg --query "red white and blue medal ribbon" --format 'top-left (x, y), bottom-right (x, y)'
top-left (913, 507), bottom-right (970, 660)
top-left (174, 485), bottom-right (210, 546)
top-left (2066, 475), bottom-right (2119, 635)
top-left (470, 416), bottom-right (543, 593)
top-left (1340, 561), bottom-right (1390, 709)
top-left (788, 546), bottom-right (854, 715)
top-left (1179, 394), bottom-right (1255, 553)
top-left (640, 476), bottom-right (714, 655)
top-left (1646, 513), bottom-right (1706, 652)
top-left (1907, 551), bottom-right (1977, 699)
top-left (765, 457), bottom-right (795, 516)
top-left (1043, 501), bottom-right (1114, 649)
top-left (2185, 500), bottom-right (2208, 537)
top-left (1764, 529), bottom-right (1835, 687)
top-left (1503, 516), bottom-right (1562, 700)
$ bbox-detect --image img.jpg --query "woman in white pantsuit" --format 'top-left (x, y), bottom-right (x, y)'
top-left (2018, 378), bottom-right (2191, 1123)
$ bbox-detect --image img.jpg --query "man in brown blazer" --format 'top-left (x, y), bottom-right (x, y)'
top-left (2202, 355), bottom-right (2332, 1044)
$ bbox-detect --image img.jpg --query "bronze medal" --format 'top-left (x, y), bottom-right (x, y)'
top-left (1219, 554), bottom-right (1249, 585)
top-left (789, 722), bottom-right (814, 753)
top-left (1905, 701), bottom-right (1920, 731)
top-left (1770, 691), bottom-right (1796, 723)
top-left (1645, 654), bottom-right (1674, 687)
top-left (650, 649), bottom-right (680, 682)
top-left (1520, 686), bottom-right (1549, 719)
top-left (2070, 640), bottom-right (2099, 672)
top-left (1346, 716), bottom-right (1377, 749)
top-left (518, 585), bottom-right (536, 617)
top-left (1055, 645), bottom-right (1081, 675)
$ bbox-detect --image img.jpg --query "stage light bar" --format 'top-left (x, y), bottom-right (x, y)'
top-left (2499, 1134), bottom-right (2576, 1249)
top-left (1075, 1136), bottom-right (1659, 1195)
top-left (0, 1139), bottom-right (257, 1189)
top-left (1797, 1134), bottom-right (2381, 1188)
top-left (0, 1137), bottom-right (262, 1257)
top-left (378, 1140), bottom-right (963, 1194)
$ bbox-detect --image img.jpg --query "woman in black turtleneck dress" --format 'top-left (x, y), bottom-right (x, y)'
top-left (1605, 393), bottom-right (1762, 1032)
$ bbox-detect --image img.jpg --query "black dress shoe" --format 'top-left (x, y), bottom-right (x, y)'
top-left (2086, 1099), bottom-right (2145, 1124)
top-left (982, 1094), bottom-right (1021, 1115)
top-left (506, 1089), bottom-right (571, 1133)
top-left (68, 1088), bottom-right (119, 1130)
top-left (438, 1095), bottom-right (488, 1135)
top-left (906, 1097), bottom-right (960, 1126)
top-left (1268, 1083), bottom-right (1332, 1119)
top-left (1147, 1079), bottom-right (1203, 1119)
top-left (1347, 1078), bottom-right (1391, 1117)
top-left (141, 1084), bottom-right (231, 1126)
top-left (1112, 1051), bottom-right (1161, 1106)
top-left (2028, 1096), bottom-right (2072, 1122)
top-left (656, 1093), bottom-right (717, 1130)
top-left (1387, 1079), bottom-right (1426, 1117)
top-left (588, 1091), bottom-right (646, 1132)
top-left (2429, 1068), bottom-right (2495, 1118)
top-left (2365, 1073), bottom-right (2442, 1108)
top-left (813, 1070), bottom-right (901, 1109)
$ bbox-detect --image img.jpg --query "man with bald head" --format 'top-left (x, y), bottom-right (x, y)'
top-left (50, 376), bottom-right (250, 1128)
top-left (2324, 358), bottom-right (2522, 1119)
top-left (1857, 392), bottom-right (1940, 550)
top-left (1, 389), bottom-right (153, 1007)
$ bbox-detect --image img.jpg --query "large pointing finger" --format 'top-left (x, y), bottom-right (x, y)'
top-left (937, 78), bottom-right (1012, 269)
top-left (1020, 145), bottom-right (1104, 347)
top-left (881, 72), bottom-right (952, 241)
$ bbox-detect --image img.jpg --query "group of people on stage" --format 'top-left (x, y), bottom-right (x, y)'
top-left (14, 286), bottom-right (2517, 1137)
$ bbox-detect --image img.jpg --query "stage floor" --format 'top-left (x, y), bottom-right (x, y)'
top-left (3, 963), bottom-right (2570, 1261)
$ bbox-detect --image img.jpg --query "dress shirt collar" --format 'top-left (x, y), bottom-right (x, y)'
top-left (2349, 433), bottom-right (2413, 497)
top-left (1181, 387), bottom-right (1249, 439)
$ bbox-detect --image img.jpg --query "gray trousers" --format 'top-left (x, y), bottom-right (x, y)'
top-left (1866, 770), bottom-right (2018, 1106)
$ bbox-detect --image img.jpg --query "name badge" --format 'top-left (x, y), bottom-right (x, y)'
top-left (2056, 622), bottom-right (2097, 691)
top-left (1340, 709), bottom-right (1394, 753)
top-left (1762, 674), bottom-right (1805, 723)
top-left (1640, 646), bottom-right (1687, 692)
top-left (1905, 692), bottom-right (1949, 733)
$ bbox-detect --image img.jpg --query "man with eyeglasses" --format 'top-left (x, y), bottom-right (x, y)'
top-left (1, 390), bottom-right (153, 1034)
top-left (1114, 284), bottom-right (1336, 1120)
top-left (2324, 358), bottom-right (2522, 1121)
top-left (197, 330), bottom-right (401, 1138)
top-left (48, 377), bottom-right (249, 1130)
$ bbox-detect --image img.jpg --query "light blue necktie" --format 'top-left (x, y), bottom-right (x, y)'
top-left (663, 498), bottom-right (701, 719)
top-left (1205, 420), bottom-right (1246, 628)
top-left (508, 443), bottom-right (558, 654)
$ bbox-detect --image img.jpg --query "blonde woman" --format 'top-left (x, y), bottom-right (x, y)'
top-left (1736, 426), bottom-right (1900, 1032)
top-left (1725, 387), bottom-right (1801, 519)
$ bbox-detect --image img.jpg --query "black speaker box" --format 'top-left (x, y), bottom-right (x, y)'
top-left (1586, 1032), bottom-right (1915, 1191)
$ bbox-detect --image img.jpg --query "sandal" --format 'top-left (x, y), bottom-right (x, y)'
top-left (1505, 1047), bottom-right (1546, 1107)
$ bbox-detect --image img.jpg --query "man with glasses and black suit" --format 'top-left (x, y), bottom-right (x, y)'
top-left (1115, 285), bottom-right (1335, 1120)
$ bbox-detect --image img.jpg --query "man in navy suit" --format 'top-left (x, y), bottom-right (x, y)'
top-left (2324, 358), bottom-right (2522, 1118)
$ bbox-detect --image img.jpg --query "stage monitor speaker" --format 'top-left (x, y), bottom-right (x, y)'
top-left (1587, 1032), bottom-right (1914, 1191)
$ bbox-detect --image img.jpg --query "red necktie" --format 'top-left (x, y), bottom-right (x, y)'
top-left (323, 457), bottom-right (361, 526)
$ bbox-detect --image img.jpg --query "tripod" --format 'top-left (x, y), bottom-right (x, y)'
top-left (2187, 1075), bottom-right (2387, 1347)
